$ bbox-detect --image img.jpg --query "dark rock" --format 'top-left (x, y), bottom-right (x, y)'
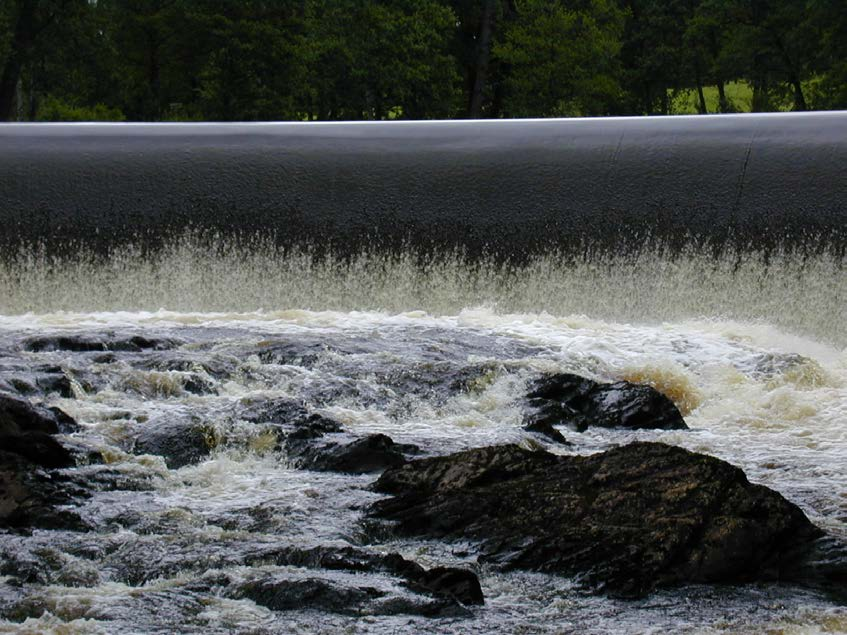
top-left (523, 418), bottom-right (571, 444)
top-left (0, 393), bottom-right (79, 467)
top-left (0, 432), bottom-right (73, 469)
top-left (370, 441), bottom-right (827, 598)
top-left (133, 421), bottom-right (216, 469)
top-left (35, 373), bottom-right (75, 398)
top-left (24, 334), bottom-right (181, 353)
top-left (0, 451), bottom-right (88, 531)
top-left (48, 407), bottom-right (81, 434)
top-left (0, 363), bottom-right (100, 399)
top-left (788, 536), bottom-right (847, 603)
top-left (373, 361), bottom-right (504, 401)
top-left (0, 392), bottom-right (85, 529)
top-left (292, 434), bottom-right (419, 474)
top-left (254, 341), bottom-right (323, 367)
top-left (285, 413), bottom-right (344, 439)
top-left (242, 398), bottom-right (418, 474)
top-left (58, 438), bottom-right (104, 465)
top-left (8, 377), bottom-right (37, 395)
top-left (257, 545), bottom-right (483, 606)
top-left (241, 399), bottom-right (338, 431)
top-left (237, 577), bottom-right (382, 614)
top-left (524, 373), bottom-right (688, 434)
top-left (0, 393), bottom-right (62, 435)
top-left (410, 567), bottom-right (484, 606)
top-left (134, 353), bottom-right (235, 381)
top-left (180, 374), bottom-right (217, 395)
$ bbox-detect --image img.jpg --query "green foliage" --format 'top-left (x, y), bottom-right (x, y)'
top-left (0, 0), bottom-right (844, 121)
top-left (495, 0), bottom-right (626, 117)
top-left (35, 95), bottom-right (125, 121)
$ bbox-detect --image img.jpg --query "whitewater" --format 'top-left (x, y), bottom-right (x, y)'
top-left (0, 245), bottom-right (845, 634)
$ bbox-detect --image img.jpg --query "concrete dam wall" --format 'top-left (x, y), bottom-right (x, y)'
top-left (1, 112), bottom-right (845, 259)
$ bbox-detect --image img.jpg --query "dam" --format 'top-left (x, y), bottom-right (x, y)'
top-left (1, 113), bottom-right (846, 257)
top-left (0, 113), bottom-right (845, 634)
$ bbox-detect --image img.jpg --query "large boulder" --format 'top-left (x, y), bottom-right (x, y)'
top-left (524, 373), bottom-right (688, 440)
top-left (370, 442), bottom-right (831, 598)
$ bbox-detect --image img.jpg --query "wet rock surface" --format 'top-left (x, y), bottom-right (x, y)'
top-left (293, 434), bottom-right (420, 474)
top-left (0, 392), bottom-right (75, 470)
top-left (256, 545), bottom-right (483, 606)
top-left (243, 398), bottom-right (420, 473)
top-left (0, 450), bottom-right (88, 531)
top-left (232, 574), bottom-right (471, 618)
top-left (523, 373), bottom-right (688, 438)
top-left (1, 322), bottom-right (845, 632)
top-left (0, 392), bottom-right (88, 530)
top-left (228, 544), bottom-right (483, 617)
top-left (370, 441), bottom-right (832, 598)
top-left (131, 420), bottom-right (217, 469)
top-left (1, 392), bottom-right (69, 436)
top-left (23, 334), bottom-right (182, 353)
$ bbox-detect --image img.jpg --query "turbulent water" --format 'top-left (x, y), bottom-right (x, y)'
top-left (0, 243), bottom-right (845, 634)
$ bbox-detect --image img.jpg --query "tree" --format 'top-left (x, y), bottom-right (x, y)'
top-left (495, 0), bottom-right (626, 117)
top-left (303, 0), bottom-right (460, 120)
top-left (0, 0), bottom-right (91, 121)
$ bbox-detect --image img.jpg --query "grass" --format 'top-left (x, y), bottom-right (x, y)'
top-left (669, 81), bottom-right (756, 114)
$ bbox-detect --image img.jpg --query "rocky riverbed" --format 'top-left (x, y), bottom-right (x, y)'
top-left (1, 310), bottom-right (846, 633)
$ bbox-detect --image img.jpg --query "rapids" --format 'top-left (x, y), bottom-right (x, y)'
top-left (0, 244), bottom-right (845, 633)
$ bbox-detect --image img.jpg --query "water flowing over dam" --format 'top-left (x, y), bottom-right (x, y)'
top-left (0, 114), bottom-right (846, 634)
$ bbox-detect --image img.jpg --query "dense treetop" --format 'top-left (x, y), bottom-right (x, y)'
top-left (1, 0), bottom-right (845, 122)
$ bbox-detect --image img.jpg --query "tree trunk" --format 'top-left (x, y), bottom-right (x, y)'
top-left (0, 0), bottom-right (37, 121)
top-left (147, 33), bottom-right (162, 119)
top-left (695, 65), bottom-right (707, 114)
top-left (773, 35), bottom-right (807, 111)
top-left (790, 76), bottom-right (807, 111)
top-left (468, 0), bottom-right (496, 118)
top-left (751, 77), bottom-right (770, 112)
top-left (716, 79), bottom-right (728, 113)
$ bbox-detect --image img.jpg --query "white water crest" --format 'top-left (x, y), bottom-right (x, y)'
top-left (0, 236), bottom-right (843, 345)
top-left (0, 239), bottom-right (845, 633)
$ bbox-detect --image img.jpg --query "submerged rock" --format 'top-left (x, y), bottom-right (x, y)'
top-left (23, 334), bottom-right (182, 353)
top-left (370, 441), bottom-right (827, 598)
top-left (257, 545), bottom-right (483, 606)
top-left (523, 373), bottom-right (687, 438)
top-left (232, 545), bottom-right (481, 617)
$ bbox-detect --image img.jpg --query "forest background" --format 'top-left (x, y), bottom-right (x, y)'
top-left (1, 0), bottom-right (845, 122)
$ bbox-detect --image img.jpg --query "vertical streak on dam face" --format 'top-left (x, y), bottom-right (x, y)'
top-left (0, 113), bottom-right (846, 259)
